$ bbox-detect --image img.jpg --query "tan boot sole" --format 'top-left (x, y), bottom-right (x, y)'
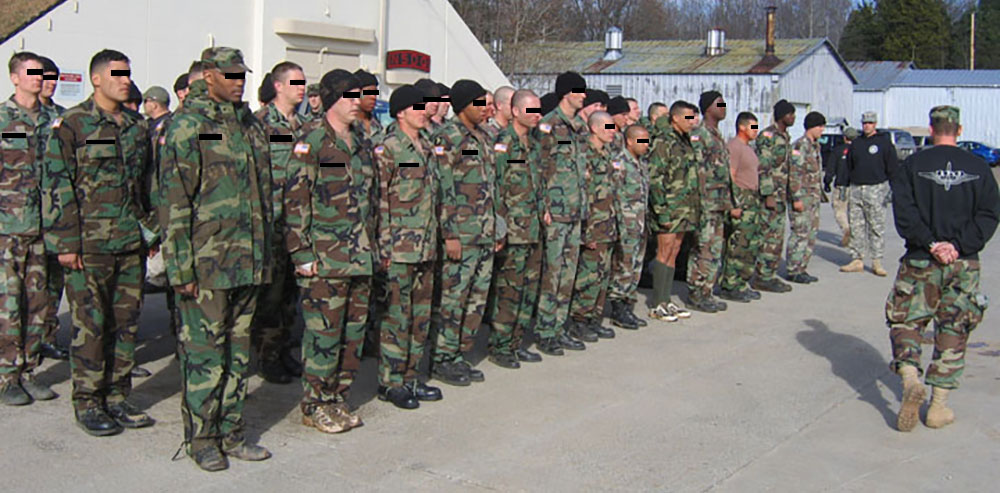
top-left (897, 384), bottom-right (926, 432)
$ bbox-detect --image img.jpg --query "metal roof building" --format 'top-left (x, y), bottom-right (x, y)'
top-left (850, 61), bottom-right (1000, 145)
top-left (509, 18), bottom-right (857, 141)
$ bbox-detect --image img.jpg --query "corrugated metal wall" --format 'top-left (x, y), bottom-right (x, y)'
top-left (776, 47), bottom-right (855, 135)
top-left (852, 91), bottom-right (886, 127)
top-left (883, 86), bottom-right (998, 146)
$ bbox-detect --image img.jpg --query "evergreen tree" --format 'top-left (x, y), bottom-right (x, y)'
top-left (839, 1), bottom-right (882, 60)
top-left (878, 0), bottom-right (953, 68)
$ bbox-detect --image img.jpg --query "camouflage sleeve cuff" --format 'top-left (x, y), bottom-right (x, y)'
top-left (167, 268), bottom-right (196, 287)
top-left (290, 248), bottom-right (317, 266)
top-left (758, 177), bottom-right (775, 197)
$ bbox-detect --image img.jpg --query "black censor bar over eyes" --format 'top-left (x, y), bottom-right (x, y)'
top-left (636, 138), bottom-right (650, 143)
top-left (399, 162), bottom-right (419, 167)
top-left (289, 80), bottom-right (305, 86)
top-left (413, 104), bottom-right (426, 111)
top-left (571, 88), bottom-right (586, 93)
top-left (110, 70), bottom-right (130, 77)
top-left (321, 162), bottom-right (346, 168)
top-left (199, 133), bottom-right (222, 140)
top-left (750, 125), bottom-right (759, 129)
top-left (363, 90), bottom-right (379, 96)
top-left (86, 139), bottom-right (115, 145)
top-left (462, 149), bottom-right (478, 156)
top-left (26, 69), bottom-right (43, 75)
top-left (42, 74), bottom-right (57, 80)
top-left (525, 107), bottom-right (541, 114)
top-left (423, 97), bottom-right (443, 103)
top-left (224, 72), bottom-right (245, 80)
top-left (605, 124), bottom-right (615, 129)
top-left (558, 140), bottom-right (572, 145)
top-left (269, 135), bottom-right (294, 143)
top-left (343, 91), bottom-right (361, 98)
top-left (685, 115), bottom-right (695, 119)
top-left (473, 100), bottom-right (486, 107)
top-left (508, 159), bottom-right (526, 163)
top-left (2, 132), bottom-right (27, 139)
top-left (717, 102), bottom-right (726, 107)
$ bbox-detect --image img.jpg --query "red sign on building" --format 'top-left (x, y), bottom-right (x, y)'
top-left (386, 50), bottom-right (431, 73)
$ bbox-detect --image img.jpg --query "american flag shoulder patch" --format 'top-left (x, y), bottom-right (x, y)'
top-left (690, 135), bottom-right (701, 142)
top-left (293, 142), bottom-right (310, 155)
top-left (494, 143), bottom-right (507, 153)
top-left (374, 145), bottom-right (384, 156)
top-left (434, 145), bottom-right (445, 156)
top-left (538, 123), bottom-right (552, 134)
top-left (51, 117), bottom-right (62, 129)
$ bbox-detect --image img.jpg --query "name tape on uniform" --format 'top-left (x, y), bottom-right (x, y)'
top-left (269, 134), bottom-right (294, 143)
top-left (199, 133), bottom-right (222, 141)
top-left (462, 149), bottom-right (478, 156)
top-left (320, 162), bottom-right (347, 168)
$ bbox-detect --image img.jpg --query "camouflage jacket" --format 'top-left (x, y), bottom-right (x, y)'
top-left (158, 89), bottom-right (273, 289)
top-left (612, 146), bottom-right (648, 236)
top-left (789, 135), bottom-right (823, 202)
top-left (353, 115), bottom-right (384, 141)
top-left (375, 124), bottom-right (438, 264)
top-left (538, 106), bottom-right (588, 223)
top-left (255, 103), bottom-right (312, 225)
top-left (581, 141), bottom-right (619, 244)
top-left (431, 117), bottom-right (496, 246)
top-left (756, 124), bottom-right (792, 202)
top-left (690, 124), bottom-right (736, 212)
top-left (285, 118), bottom-right (376, 281)
top-left (0, 97), bottom-right (57, 237)
top-left (42, 96), bottom-right (151, 254)
top-left (494, 123), bottom-right (543, 245)
top-left (481, 118), bottom-right (504, 141)
top-left (648, 120), bottom-right (699, 220)
top-left (42, 101), bottom-right (67, 115)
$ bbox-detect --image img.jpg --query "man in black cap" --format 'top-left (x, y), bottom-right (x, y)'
top-left (353, 69), bottom-right (383, 139)
top-left (752, 99), bottom-right (796, 293)
top-left (535, 71), bottom-right (589, 354)
top-left (578, 89), bottom-right (608, 127)
top-left (173, 73), bottom-right (189, 107)
top-left (784, 111), bottom-right (826, 284)
top-left (429, 80), bottom-right (501, 386)
top-left (606, 95), bottom-right (631, 148)
top-left (415, 78), bottom-right (442, 132)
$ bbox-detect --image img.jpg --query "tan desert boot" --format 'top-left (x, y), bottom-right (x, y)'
top-left (840, 258), bottom-right (864, 273)
top-left (841, 229), bottom-right (850, 247)
top-left (896, 365), bottom-right (926, 432)
top-left (925, 386), bottom-right (955, 429)
top-left (872, 259), bottom-right (888, 277)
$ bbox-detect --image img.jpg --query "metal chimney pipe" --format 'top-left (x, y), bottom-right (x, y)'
top-left (765, 6), bottom-right (776, 57)
top-left (604, 26), bottom-right (623, 61)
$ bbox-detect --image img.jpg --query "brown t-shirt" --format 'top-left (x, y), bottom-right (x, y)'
top-left (727, 137), bottom-right (759, 191)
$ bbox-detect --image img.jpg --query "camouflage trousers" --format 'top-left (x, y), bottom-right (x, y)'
top-left (379, 262), bottom-right (433, 388)
top-left (253, 248), bottom-right (299, 359)
top-left (537, 221), bottom-right (582, 338)
top-left (177, 286), bottom-right (258, 453)
top-left (488, 243), bottom-right (541, 355)
top-left (434, 245), bottom-right (494, 364)
top-left (755, 200), bottom-right (787, 282)
top-left (43, 254), bottom-right (65, 346)
top-left (886, 258), bottom-right (986, 389)
top-left (65, 252), bottom-right (144, 411)
top-left (848, 182), bottom-right (889, 261)
top-left (570, 241), bottom-right (614, 322)
top-left (720, 188), bottom-right (764, 291)
top-left (300, 276), bottom-right (369, 412)
top-left (786, 195), bottom-right (821, 275)
top-left (0, 235), bottom-right (48, 378)
top-left (831, 189), bottom-right (849, 235)
top-left (687, 210), bottom-right (726, 301)
top-left (608, 223), bottom-right (646, 305)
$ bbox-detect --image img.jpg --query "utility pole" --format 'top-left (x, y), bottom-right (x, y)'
top-left (970, 11), bottom-right (976, 70)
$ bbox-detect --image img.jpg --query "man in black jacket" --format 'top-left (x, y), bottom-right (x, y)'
top-left (886, 105), bottom-right (999, 432)
top-left (840, 111), bottom-right (898, 276)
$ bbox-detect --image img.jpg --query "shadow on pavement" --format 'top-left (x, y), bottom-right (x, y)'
top-left (812, 243), bottom-right (852, 266)
top-left (796, 318), bottom-right (900, 429)
top-left (817, 229), bottom-right (845, 247)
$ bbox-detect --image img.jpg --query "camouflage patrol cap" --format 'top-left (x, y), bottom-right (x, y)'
top-left (929, 105), bottom-right (960, 125)
top-left (843, 126), bottom-right (860, 140)
top-left (861, 111), bottom-right (877, 123)
top-left (201, 47), bottom-right (252, 73)
top-left (307, 83), bottom-right (320, 96)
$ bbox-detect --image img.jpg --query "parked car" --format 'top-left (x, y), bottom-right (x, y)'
top-left (911, 135), bottom-right (932, 151)
top-left (878, 128), bottom-right (917, 160)
top-left (957, 141), bottom-right (1000, 166)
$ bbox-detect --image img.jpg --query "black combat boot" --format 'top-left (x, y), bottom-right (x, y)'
top-left (75, 407), bottom-right (123, 437)
top-left (516, 348), bottom-right (543, 362)
top-left (535, 337), bottom-right (564, 356)
top-left (609, 300), bottom-right (638, 330)
top-left (377, 385), bottom-right (419, 409)
top-left (567, 319), bottom-right (598, 343)
top-left (627, 303), bottom-right (647, 327)
top-left (458, 360), bottom-right (485, 382)
top-left (432, 361), bottom-right (471, 387)
top-left (589, 319), bottom-right (616, 339)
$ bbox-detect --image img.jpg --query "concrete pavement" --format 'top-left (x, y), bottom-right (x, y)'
top-left (2, 202), bottom-right (998, 492)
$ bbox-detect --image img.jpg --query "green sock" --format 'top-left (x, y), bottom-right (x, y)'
top-left (652, 261), bottom-right (675, 307)
top-left (663, 266), bottom-right (675, 306)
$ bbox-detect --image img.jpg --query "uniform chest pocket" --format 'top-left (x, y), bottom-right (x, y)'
top-left (315, 162), bottom-right (351, 210)
top-left (1, 135), bottom-right (30, 176)
top-left (396, 162), bottom-right (426, 203)
top-left (503, 160), bottom-right (531, 196)
top-left (76, 142), bottom-right (125, 186)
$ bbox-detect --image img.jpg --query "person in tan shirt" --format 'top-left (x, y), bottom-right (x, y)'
top-left (719, 112), bottom-right (764, 300)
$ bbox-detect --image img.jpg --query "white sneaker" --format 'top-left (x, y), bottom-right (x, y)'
top-left (649, 304), bottom-right (679, 322)
top-left (666, 302), bottom-right (692, 319)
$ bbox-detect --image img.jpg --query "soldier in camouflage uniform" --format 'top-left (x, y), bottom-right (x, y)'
top-left (752, 100), bottom-right (796, 293)
top-left (784, 112), bottom-right (826, 284)
top-left (429, 80), bottom-right (500, 386)
top-left (535, 72), bottom-right (589, 355)
top-left (568, 112), bottom-right (619, 341)
top-left (353, 69), bottom-right (384, 140)
top-left (159, 48), bottom-right (273, 471)
top-left (482, 86), bottom-right (514, 141)
top-left (487, 89), bottom-right (545, 369)
top-left (42, 50), bottom-right (154, 434)
top-left (687, 91), bottom-right (737, 313)
top-left (252, 61), bottom-right (312, 384)
top-left (607, 124), bottom-right (650, 330)
top-left (885, 106), bottom-right (999, 431)
top-left (0, 52), bottom-right (60, 406)
top-left (719, 112), bottom-right (764, 301)
top-left (646, 101), bottom-right (699, 323)
top-left (285, 70), bottom-right (373, 434)
top-left (374, 85), bottom-right (443, 410)
top-left (307, 83), bottom-right (323, 119)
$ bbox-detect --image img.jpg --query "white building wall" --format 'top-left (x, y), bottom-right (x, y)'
top-left (775, 45), bottom-right (854, 139)
top-left (882, 86), bottom-right (999, 145)
top-left (0, 0), bottom-right (508, 111)
top-left (852, 90), bottom-right (886, 127)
